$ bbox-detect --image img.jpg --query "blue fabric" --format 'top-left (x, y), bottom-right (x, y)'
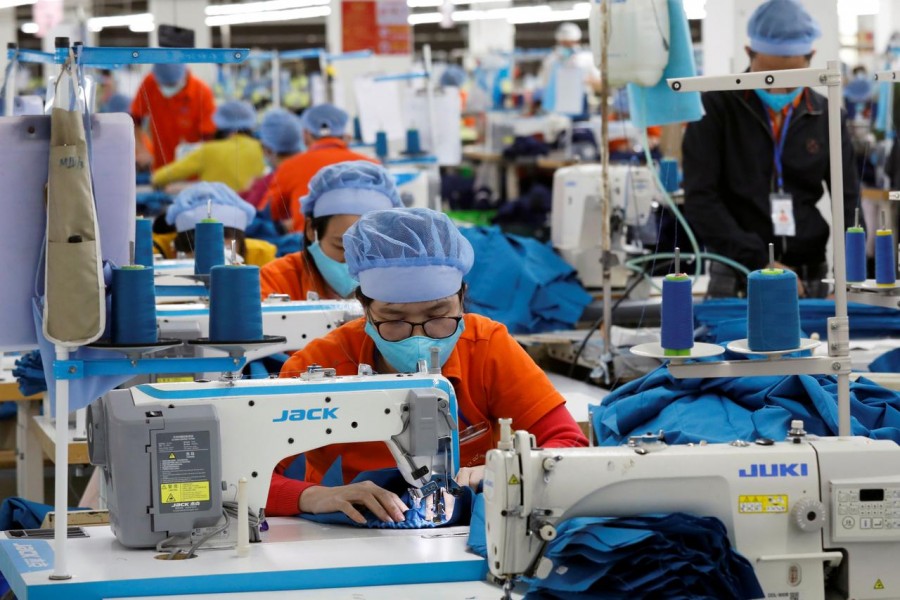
top-left (0, 498), bottom-right (53, 530)
top-left (694, 298), bottom-right (900, 342)
top-left (136, 190), bottom-right (173, 217)
top-left (213, 100), bottom-right (256, 132)
top-left (300, 463), bottom-right (474, 529)
top-left (101, 93), bottom-right (132, 114)
top-left (302, 161), bottom-right (402, 218)
top-left (153, 63), bottom-right (186, 87)
top-left (259, 108), bottom-right (303, 154)
top-left (522, 513), bottom-right (763, 600)
top-left (301, 103), bottom-right (349, 138)
top-left (440, 65), bottom-right (466, 88)
top-left (13, 350), bottom-right (48, 397)
top-left (460, 226), bottom-right (591, 334)
top-left (871, 348), bottom-right (900, 373)
top-left (591, 363), bottom-right (900, 446)
top-left (167, 182), bottom-right (256, 232)
top-left (747, 0), bottom-right (820, 57)
top-left (467, 493), bottom-right (487, 556)
top-left (627, 0), bottom-right (704, 129)
top-left (245, 208), bottom-right (304, 257)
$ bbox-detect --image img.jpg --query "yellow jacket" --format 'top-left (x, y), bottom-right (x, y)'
top-left (151, 134), bottom-right (266, 193)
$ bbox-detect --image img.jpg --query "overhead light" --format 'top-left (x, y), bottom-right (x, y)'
top-left (508, 2), bottom-right (590, 23)
top-left (87, 12), bottom-right (154, 32)
top-left (20, 21), bottom-right (39, 34)
top-left (407, 0), bottom-right (442, 7)
top-left (205, 0), bottom-right (328, 16)
top-left (129, 22), bottom-right (156, 32)
top-left (683, 0), bottom-right (706, 19)
top-left (0, 0), bottom-right (36, 8)
top-left (205, 5), bottom-right (330, 26)
top-left (409, 12), bottom-right (443, 24)
top-left (837, 0), bottom-right (878, 16)
top-left (409, 3), bottom-right (592, 25)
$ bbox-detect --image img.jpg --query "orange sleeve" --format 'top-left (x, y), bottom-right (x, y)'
top-left (259, 254), bottom-right (302, 301)
top-left (130, 80), bottom-right (150, 119)
top-left (264, 168), bottom-right (290, 222)
top-left (266, 457), bottom-right (318, 517)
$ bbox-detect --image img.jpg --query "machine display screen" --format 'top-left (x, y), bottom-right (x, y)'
top-left (860, 489), bottom-right (884, 502)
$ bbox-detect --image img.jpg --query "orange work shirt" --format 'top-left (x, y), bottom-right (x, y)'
top-left (262, 139), bottom-right (376, 232)
top-left (267, 314), bottom-right (576, 514)
top-left (259, 251), bottom-right (339, 301)
top-left (130, 72), bottom-right (216, 170)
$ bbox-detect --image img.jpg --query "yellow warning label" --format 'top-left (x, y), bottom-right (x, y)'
top-left (168, 453), bottom-right (176, 459)
top-left (157, 376), bottom-right (195, 383)
top-left (875, 579), bottom-right (885, 590)
top-left (738, 494), bottom-right (788, 514)
top-left (160, 482), bottom-right (210, 503)
top-left (508, 475), bottom-right (520, 485)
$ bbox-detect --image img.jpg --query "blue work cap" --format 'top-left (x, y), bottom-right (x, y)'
top-left (344, 207), bottom-right (475, 303)
top-left (440, 65), bottom-right (466, 88)
top-left (747, 0), bottom-right (821, 57)
top-left (301, 103), bottom-right (349, 138)
top-left (845, 78), bottom-right (874, 104)
top-left (153, 63), bottom-right (187, 87)
top-left (166, 182), bottom-right (256, 232)
top-left (302, 161), bottom-right (402, 219)
top-left (259, 108), bottom-right (304, 154)
top-left (213, 100), bottom-right (257, 132)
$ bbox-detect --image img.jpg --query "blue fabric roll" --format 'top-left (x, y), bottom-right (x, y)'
top-left (209, 265), bottom-right (263, 341)
top-left (747, 270), bottom-right (800, 351)
top-left (194, 220), bottom-right (225, 276)
top-left (875, 230), bottom-right (896, 285)
top-left (846, 228), bottom-right (867, 283)
top-left (111, 266), bottom-right (158, 345)
top-left (375, 131), bottom-right (389, 160)
top-left (870, 348), bottom-right (900, 373)
top-left (134, 218), bottom-right (154, 267)
top-left (405, 129), bottom-right (422, 154)
top-left (661, 276), bottom-right (693, 351)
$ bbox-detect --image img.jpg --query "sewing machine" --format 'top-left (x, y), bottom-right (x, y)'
top-left (551, 163), bottom-right (662, 288)
top-left (484, 421), bottom-right (900, 600)
top-left (87, 371), bottom-right (459, 549)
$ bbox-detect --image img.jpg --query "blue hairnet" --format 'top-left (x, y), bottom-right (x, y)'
top-left (439, 65), bottom-right (466, 88)
top-left (301, 104), bottom-right (349, 138)
top-left (259, 108), bottom-right (304, 154)
top-left (213, 100), bottom-right (257, 132)
top-left (166, 182), bottom-right (256, 232)
top-left (153, 63), bottom-right (187, 87)
top-left (845, 78), bottom-right (874, 104)
top-left (747, 0), bottom-right (821, 57)
top-left (302, 161), bottom-right (402, 218)
top-left (343, 207), bottom-right (475, 303)
top-left (102, 93), bottom-right (132, 114)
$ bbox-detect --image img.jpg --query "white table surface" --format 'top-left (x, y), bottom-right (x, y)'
top-left (546, 372), bottom-right (606, 423)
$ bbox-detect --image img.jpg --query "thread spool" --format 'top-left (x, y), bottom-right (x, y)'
top-left (194, 219), bottom-right (225, 276)
top-left (134, 217), bottom-right (154, 268)
top-left (845, 226), bottom-right (867, 283)
top-left (111, 266), bottom-right (158, 345)
top-left (375, 131), bottom-right (389, 161)
top-left (353, 117), bottom-right (362, 142)
top-left (747, 268), bottom-right (801, 351)
top-left (660, 274), bottom-right (693, 356)
top-left (875, 229), bottom-right (896, 286)
top-left (405, 129), bottom-right (422, 155)
top-left (209, 265), bottom-right (263, 341)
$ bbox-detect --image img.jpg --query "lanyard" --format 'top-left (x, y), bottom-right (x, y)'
top-left (770, 105), bottom-right (794, 193)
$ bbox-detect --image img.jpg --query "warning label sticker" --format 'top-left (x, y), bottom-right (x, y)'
top-left (156, 431), bottom-right (212, 514)
top-left (160, 482), bottom-right (210, 504)
top-left (738, 495), bottom-right (788, 514)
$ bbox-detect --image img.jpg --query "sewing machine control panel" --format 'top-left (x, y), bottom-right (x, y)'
top-left (830, 484), bottom-right (900, 542)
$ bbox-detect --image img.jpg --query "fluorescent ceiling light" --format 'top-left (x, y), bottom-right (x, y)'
top-left (205, 0), bottom-right (327, 16)
top-left (837, 0), bottom-right (878, 16)
top-left (20, 21), bottom-right (38, 34)
top-left (129, 22), bottom-right (156, 32)
top-left (0, 0), bottom-right (36, 9)
top-left (409, 12), bottom-right (443, 24)
top-left (88, 12), bottom-right (154, 32)
top-left (683, 0), bottom-right (706, 19)
top-left (407, 0), bottom-right (442, 7)
top-left (409, 2), bottom-right (591, 25)
top-left (205, 5), bottom-right (330, 26)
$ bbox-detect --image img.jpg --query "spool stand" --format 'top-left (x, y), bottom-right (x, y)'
top-left (846, 206), bottom-right (900, 308)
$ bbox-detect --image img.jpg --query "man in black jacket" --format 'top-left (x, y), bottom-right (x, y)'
top-left (683, 0), bottom-right (858, 298)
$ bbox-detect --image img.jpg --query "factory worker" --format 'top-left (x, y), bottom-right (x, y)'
top-left (151, 100), bottom-right (265, 193)
top-left (682, 0), bottom-right (858, 298)
top-left (261, 103), bottom-right (376, 233)
top-left (266, 208), bottom-right (588, 523)
top-left (131, 63), bottom-right (216, 171)
top-left (241, 109), bottom-right (305, 209)
top-left (259, 161), bottom-right (403, 301)
top-left (538, 22), bottom-right (601, 114)
top-left (157, 181), bottom-right (276, 266)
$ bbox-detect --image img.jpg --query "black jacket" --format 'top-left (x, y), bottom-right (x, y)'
top-left (682, 88), bottom-right (858, 271)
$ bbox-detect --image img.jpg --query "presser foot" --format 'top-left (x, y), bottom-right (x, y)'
top-left (501, 578), bottom-right (515, 600)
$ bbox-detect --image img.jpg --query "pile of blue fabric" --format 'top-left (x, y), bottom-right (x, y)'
top-left (592, 365), bottom-right (900, 446)
top-left (13, 350), bottom-right (47, 397)
top-left (460, 226), bottom-right (592, 333)
top-left (245, 208), bottom-right (302, 257)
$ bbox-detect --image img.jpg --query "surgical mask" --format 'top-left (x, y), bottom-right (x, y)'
top-left (365, 319), bottom-right (465, 373)
top-left (159, 83), bottom-right (184, 98)
top-left (307, 240), bottom-right (357, 298)
top-left (754, 87), bottom-right (803, 112)
top-left (558, 46), bottom-right (575, 59)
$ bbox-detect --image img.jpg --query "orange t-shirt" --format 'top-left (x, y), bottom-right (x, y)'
top-left (266, 313), bottom-right (584, 515)
top-left (130, 72), bottom-right (216, 170)
top-left (262, 139), bottom-right (377, 232)
top-left (259, 251), bottom-right (338, 301)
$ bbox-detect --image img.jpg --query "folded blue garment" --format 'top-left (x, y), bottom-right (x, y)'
top-left (0, 497), bottom-right (91, 530)
top-left (467, 493), bottom-right (487, 556)
top-left (870, 348), bottom-right (900, 373)
top-left (13, 350), bottom-right (47, 398)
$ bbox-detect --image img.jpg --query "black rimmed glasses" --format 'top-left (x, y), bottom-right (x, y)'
top-left (368, 315), bottom-right (463, 342)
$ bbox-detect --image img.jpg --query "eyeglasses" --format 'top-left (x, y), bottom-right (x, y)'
top-left (369, 315), bottom-right (463, 342)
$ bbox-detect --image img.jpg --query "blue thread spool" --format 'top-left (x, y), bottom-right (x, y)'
top-left (846, 226), bottom-right (867, 283)
top-left (134, 217), bottom-right (154, 267)
top-left (209, 265), bottom-right (263, 341)
top-left (375, 131), bottom-right (389, 161)
top-left (658, 158), bottom-right (679, 193)
top-left (661, 274), bottom-right (693, 356)
top-left (405, 129), bottom-right (422, 154)
top-left (353, 117), bottom-right (362, 142)
top-left (111, 266), bottom-right (158, 345)
top-left (747, 269), bottom-right (800, 351)
top-left (875, 229), bottom-right (896, 286)
top-left (194, 219), bottom-right (225, 276)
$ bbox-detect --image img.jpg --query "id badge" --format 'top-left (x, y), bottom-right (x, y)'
top-left (770, 193), bottom-right (796, 237)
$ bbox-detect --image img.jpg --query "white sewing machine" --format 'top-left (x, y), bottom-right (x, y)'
top-left (87, 371), bottom-right (459, 549)
top-left (484, 422), bottom-right (900, 600)
top-left (551, 163), bottom-right (663, 288)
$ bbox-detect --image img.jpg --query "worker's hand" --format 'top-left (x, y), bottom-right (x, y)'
top-left (455, 465), bottom-right (486, 490)
top-left (299, 482), bottom-right (409, 525)
top-left (772, 261), bottom-right (807, 298)
top-left (135, 145), bottom-right (153, 170)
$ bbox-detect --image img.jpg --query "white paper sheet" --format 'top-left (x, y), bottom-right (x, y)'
top-left (353, 76), bottom-right (406, 145)
top-left (403, 88), bottom-right (462, 166)
top-left (553, 65), bottom-right (586, 116)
